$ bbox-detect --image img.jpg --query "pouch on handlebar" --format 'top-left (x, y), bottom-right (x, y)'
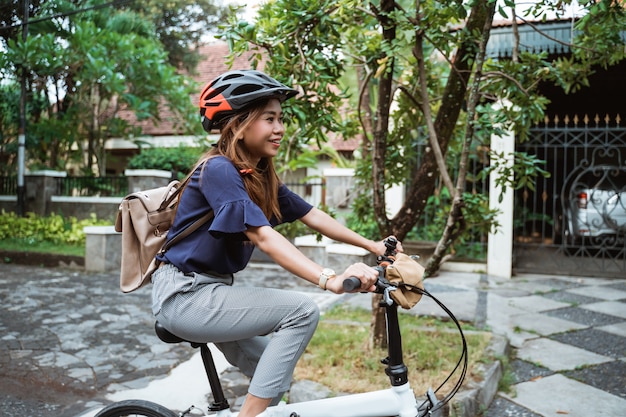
top-left (385, 253), bottom-right (425, 309)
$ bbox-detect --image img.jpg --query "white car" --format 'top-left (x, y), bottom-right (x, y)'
top-left (561, 165), bottom-right (626, 244)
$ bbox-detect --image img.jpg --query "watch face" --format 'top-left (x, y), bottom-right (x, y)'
top-left (322, 268), bottom-right (336, 277)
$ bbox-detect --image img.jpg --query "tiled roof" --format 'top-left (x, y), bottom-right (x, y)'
top-left (330, 136), bottom-right (361, 151)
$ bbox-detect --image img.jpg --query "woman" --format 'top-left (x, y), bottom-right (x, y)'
top-left (151, 69), bottom-right (400, 417)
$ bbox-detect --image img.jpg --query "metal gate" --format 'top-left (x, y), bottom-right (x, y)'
top-left (514, 115), bottom-right (626, 278)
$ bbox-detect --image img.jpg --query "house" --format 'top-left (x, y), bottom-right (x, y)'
top-left (485, 19), bottom-right (626, 279)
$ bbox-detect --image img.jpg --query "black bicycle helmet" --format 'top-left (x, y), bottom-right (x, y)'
top-left (199, 69), bottom-right (298, 132)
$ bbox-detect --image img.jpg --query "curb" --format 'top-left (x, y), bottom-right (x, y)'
top-left (448, 334), bottom-right (510, 417)
top-left (0, 250), bottom-right (84, 268)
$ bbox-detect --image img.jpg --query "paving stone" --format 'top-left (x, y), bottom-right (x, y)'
top-left (597, 321), bottom-right (626, 337)
top-left (566, 285), bottom-right (626, 301)
top-left (508, 312), bottom-right (588, 336)
top-left (505, 373), bottom-right (626, 417)
top-left (580, 300), bottom-right (626, 319)
top-left (517, 338), bottom-right (612, 372)
top-left (549, 328), bottom-right (626, 358)
top-left (483, 396), bottom-right (542, 417)
top-left (530, 277), bottom-right (584, 291)
top-left (504, 295), bottom-right (570, 313)
top-left (490, 278), bottom-right (578, 297)
top-left (544, 306), bottom-right (624, 327)
top-left (509, 359), bottom-right (554, 384)
top-left (540, 290), bottom-right (602, 305)
top-left (606, 281), bottom-right (626, 292)
top-left (563, 360), bottom-right (626, 399)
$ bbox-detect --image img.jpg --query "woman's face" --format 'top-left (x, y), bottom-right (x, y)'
top-left (241, 98), bottom-right (285, 164)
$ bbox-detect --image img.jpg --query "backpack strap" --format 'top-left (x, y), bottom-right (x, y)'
top-left (157, 176), bottom-right (191, 212)
top-left (160, 209), bottom-right (215, 255)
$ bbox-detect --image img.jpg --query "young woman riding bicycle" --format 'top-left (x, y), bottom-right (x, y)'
top-left (150, 69), bottom-right (402, 417)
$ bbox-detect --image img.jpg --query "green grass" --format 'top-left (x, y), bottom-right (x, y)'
top-left (0, 238), bottom-right (85, 257)
top-left (294, 304), bottom-right (492, 396)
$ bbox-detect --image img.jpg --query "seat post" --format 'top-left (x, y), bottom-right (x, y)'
top-left (199, 344), bottom-right (230, 411)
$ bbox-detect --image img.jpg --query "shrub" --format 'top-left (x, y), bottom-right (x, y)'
top-left (127, 144), bottom-right (204, 178)
top-left (0, 211), bottom-right (109, 246)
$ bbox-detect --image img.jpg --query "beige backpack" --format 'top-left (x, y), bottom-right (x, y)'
top-left (115, 180), bottom-right (213, 293)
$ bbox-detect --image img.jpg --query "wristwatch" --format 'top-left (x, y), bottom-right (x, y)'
top-left (318, 268), bottom-right (336, 290)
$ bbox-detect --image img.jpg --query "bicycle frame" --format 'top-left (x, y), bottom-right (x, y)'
top-left (272, 384), bottom-right (418, 417)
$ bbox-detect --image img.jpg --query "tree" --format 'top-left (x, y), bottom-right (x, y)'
top-left (122, 0), bottom-right (231, 71)
top-left (0, 82), bottom-right (48, 176)
top-left (1, 0), bottom-right (231, 71)
top-left (0, 0), bottom-right (206, 175)
top-left (221, 0), bottom-right (625, 276)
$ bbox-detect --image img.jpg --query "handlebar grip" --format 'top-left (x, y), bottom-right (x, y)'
top-left (343, 277), bottom-right (362, 292)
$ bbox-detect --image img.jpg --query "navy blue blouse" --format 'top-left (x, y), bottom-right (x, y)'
top-left (157, 156), bottom-right (313, 274)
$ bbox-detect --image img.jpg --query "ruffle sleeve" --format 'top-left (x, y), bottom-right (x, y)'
top-left (209, 199), bottom-right (271, 236)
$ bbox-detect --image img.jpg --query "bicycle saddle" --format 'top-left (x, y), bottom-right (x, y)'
top-left (154, 321), bottom-right (185, 344)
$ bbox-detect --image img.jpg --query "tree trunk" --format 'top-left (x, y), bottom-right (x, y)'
top-left (389, 0), bottom-right (494, 241)
top-left (370, 294), bottom-right (387, 349)
top-left (425, 1), bottom-right (497, 277)
top-left (371, 0), bottom-right (397, 237)
top-left (369, 0), bottom-right (397, 348)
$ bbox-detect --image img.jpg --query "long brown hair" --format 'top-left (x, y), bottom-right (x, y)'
top-left (188, 98), bottom-right (282, 221)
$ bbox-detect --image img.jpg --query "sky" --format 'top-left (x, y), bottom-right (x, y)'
top-left (223, 0), bottom-right (585, 23)
top-left (223, 0), bottom-right (261, 22)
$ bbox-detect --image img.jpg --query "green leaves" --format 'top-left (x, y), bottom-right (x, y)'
top-left (0, 211), bottom-right (109, 246)
top-left (482, 150), bottom-right (551, 203)
top-left (1, 2), bottom-right (198, 174)
top-left (127, 144), bottom-right (204, 179)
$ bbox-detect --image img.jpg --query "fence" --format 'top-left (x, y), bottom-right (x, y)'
top-left (408, 134), bottom-right (490, 261)
top-left (0, 175), bottom-right (129, 197)
top-left (514, 114), bottom-right (626, 277)
top-left (57, 176), bottom-right (129, 197)
top-left (0, 176), bottom-right (17, 195)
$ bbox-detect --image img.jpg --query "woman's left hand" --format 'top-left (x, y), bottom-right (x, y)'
top-left (371, 235), bottom-right (403, 256)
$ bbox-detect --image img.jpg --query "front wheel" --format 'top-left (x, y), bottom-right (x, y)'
top-left (94, 399), bottom-right (178, 417)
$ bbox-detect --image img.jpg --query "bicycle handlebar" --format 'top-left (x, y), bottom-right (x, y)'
top-left (343, 237), bottom-right (398, 293)
top-left (342, 276), bottom-right (362, 292)
top-left (342, 271), bottom-right (392, 294)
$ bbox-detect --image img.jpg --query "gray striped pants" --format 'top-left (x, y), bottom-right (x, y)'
top-left (151, 264), bottom-right (320, 400)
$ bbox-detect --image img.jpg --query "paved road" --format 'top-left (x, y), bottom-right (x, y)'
top-left (1, 262), bottom-right (625, 417)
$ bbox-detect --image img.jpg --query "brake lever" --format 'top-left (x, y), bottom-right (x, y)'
top-left (382, 286), bottom-right (397, 306)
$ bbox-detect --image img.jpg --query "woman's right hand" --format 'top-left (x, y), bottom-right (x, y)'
top-left (326, 262), bottom-right (379, 294)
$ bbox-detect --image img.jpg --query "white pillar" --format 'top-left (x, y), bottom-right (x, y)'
top-left (487, 130), bottom-right (515, 279)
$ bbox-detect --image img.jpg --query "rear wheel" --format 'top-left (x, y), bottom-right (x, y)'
top-left (94, 399), bottom-right (177, 417)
